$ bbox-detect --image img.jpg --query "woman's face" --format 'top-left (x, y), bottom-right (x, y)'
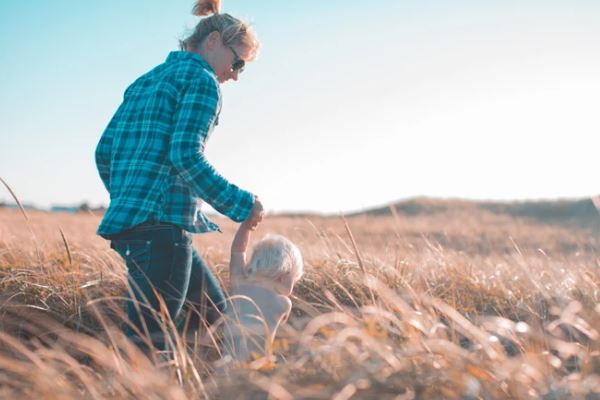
top-left (205, 32), bottom-right (245, 84)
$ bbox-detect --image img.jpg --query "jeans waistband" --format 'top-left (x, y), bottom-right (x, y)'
top-left (137, 220), bottom-right (177, 228)
top-left (107, 220), bottom-right (190, 242)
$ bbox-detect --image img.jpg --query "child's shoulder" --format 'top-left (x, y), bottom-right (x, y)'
top-left (274, 293), bottom-right (292, 314)
top-left (231, 284), bottom-right (290, 312)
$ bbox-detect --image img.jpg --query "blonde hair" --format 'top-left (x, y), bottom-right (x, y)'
top-left (247, 235), bottom-right (303, 281)
top-left (180, 0), bottom-right (259, 61)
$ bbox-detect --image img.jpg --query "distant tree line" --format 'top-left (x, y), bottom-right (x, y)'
top-left (0, 201), bottom-right (106, 214)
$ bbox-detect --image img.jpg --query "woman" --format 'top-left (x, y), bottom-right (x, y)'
top-left (95, 0), bottom-right (263, 353)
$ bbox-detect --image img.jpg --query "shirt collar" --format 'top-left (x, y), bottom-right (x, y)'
top-left (166, 51), bottom-right (216, 76)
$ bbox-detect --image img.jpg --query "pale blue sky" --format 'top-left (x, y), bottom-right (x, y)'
top-left (1, 1), bottom-right (598, 213)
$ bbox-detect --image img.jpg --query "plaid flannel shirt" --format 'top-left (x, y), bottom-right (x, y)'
top-left (95, 51), bottom-right (254, 236)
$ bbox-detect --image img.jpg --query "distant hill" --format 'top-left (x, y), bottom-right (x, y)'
top-left (351, 197), bottom-right (600, 229)
top-left (2, 198), bottom-right (599, 229)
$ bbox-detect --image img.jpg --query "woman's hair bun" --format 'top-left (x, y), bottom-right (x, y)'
top-left (192, 0), bottom-right (221, 16)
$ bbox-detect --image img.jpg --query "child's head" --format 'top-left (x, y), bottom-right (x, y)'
top-left (247, 235), bottom-right (303, 295)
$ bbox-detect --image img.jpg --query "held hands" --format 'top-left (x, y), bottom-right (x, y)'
top-left (243, 197), bottom-right (264, 231)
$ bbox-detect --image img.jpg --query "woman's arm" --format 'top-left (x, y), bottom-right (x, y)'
top-left (95, 129), bottom-right (113, 193)
top-left (168, 76), bottom-right (255, 223)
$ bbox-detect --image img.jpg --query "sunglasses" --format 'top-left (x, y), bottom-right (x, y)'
top-left (228, 46), bottom-right (245, 73)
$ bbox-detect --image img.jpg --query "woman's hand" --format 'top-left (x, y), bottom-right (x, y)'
top-left (245, 197), bottom-right (264, 231)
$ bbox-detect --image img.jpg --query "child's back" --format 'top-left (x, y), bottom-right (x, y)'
top-left (223, 222), bottom-right (302, 362)
top-left (224, 283), bottom-right (291, 360)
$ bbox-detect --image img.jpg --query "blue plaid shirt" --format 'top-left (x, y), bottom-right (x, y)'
top-left (95, 51), bottom-right (255, 236)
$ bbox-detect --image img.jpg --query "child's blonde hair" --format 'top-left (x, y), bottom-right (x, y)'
top-left (247, 235), bottom-right (303, 281)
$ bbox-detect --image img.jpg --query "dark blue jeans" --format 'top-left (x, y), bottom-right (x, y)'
top-left (109, 222), bottom-right (227, 352)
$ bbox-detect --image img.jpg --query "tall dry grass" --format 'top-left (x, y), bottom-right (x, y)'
top-left (0, 202), bottom-right (599, 399)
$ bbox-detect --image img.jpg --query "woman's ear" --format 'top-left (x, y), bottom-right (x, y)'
top-left (205, 31), bottom-right (222, 51)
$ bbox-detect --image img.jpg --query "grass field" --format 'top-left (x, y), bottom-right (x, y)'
top-left (0, 202), bottom-right (599, 399)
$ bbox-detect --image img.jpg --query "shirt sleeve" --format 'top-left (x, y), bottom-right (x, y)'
top-left (95, 129), bottom-right (113, 193)
top-left (168, 76), bottom-right (255, 222)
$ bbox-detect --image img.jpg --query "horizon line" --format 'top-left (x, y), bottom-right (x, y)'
top-left (1, 194), bottom-right (597, 216)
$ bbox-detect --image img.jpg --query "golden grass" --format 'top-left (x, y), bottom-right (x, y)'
top-left (0, 206), bottom-right (599, 399)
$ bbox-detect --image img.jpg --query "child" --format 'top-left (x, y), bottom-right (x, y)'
top-left (223, 219), bottom-right (303, 361)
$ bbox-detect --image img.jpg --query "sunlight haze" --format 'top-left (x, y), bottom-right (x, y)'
top-left (0, 0), bottom-right (598, 213)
